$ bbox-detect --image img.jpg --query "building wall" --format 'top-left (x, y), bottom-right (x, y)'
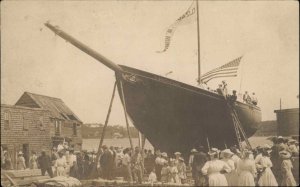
top-left (275, 108), bottom-right (299, 136)
top-left (49, 119), bottom-right (82, 151)
top-left (1, 104), bottom-right (52, 168)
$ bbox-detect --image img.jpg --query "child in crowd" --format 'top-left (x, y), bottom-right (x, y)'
top-left (148, 168), bottom-right (157, 186)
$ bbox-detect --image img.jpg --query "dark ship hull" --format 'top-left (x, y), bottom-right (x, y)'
top-left (44, 23), bottom-right (262, 155)
top-left (117, 65), bottom-right (262, 154)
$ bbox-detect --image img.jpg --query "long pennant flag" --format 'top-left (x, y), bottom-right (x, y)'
top-left (201, 56), bottom-right (243, 82)
top-left (157, 1), bottom-right (197, 53)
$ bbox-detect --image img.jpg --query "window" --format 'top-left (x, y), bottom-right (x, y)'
top-left (73, 123), bottom-right (77, 136)
top-left (23, 114), bottom-right (28, 130)
top-left (4, 111), bottom-right (11, 130)
top-left (38, 116), bottom-right (44, 131)
top-left (55, 120), bottom-right (61, 136)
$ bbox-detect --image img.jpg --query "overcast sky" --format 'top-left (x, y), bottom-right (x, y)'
top-left (1, 0), bottom-right (299, 126)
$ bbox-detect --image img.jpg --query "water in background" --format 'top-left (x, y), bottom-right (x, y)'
top-left (82, 137), bottom-right (272, 151)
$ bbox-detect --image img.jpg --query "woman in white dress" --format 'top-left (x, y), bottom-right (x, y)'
top-left (257, 148), bottom-right (278, 186)
top-left (201, 148), bottom-right (231, 186)
top-left (17, 151), bottom-right (26, 170)
top-left (221, 149), bottom-right (237, 186)
top-left (279, 150), bottom-right (297, 186)
top-left (177, 157), bottom-right (187, 184)
top-left (237, 149), bottom-right (257, 186)
top-left (55, 151), bottom-right (67, 176)
top-left (29, 151), bottom-right (38, 169)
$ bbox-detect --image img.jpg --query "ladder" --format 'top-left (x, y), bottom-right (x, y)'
top-left (227, 103), bottom-right (252, 150)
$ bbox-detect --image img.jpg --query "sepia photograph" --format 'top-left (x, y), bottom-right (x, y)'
top-left (1, 0), bottom-right (299, 186)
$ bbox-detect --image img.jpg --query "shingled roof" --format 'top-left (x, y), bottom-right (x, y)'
top-left (15, 92), bottom-right (81, 122)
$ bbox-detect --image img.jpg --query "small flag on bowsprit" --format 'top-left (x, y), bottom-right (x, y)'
top-left (157, 1), bottom-right (197, 53)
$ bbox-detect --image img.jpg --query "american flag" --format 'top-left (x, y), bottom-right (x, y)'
top-left (201, 56), bottom-right (243, 83)
top-left (157, 1), bottom-right (196, 53)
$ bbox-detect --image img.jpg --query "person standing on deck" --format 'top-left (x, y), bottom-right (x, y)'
top-left (17, 151), bottom-right (26, 170)
top-left (38, 150), bottom-right (54, 178)
top-left (251, 92), bottom-right (258, 105)
top-left (222, 81), bottom-right (228, 97)
top-left (29, 151), bottom-right (38, 169)
top-left (216, 84), bottom-right (225, 97)
top-left (243, 91), bottom-right (251, 104)
top-left (192, 146), bottom-right (208, 186)
top-left (201, 148), bottom-right (231, 186)
top-left (237, 149), bottom-right (257, 186)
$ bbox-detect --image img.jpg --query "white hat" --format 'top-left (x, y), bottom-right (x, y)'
top-left (278, 136), bottom-right (284, 140)
top-left (279, 150), bottom-right (291, 159)
top-left (288, 139), bottom-right (296, 143)
top-left (162, 152), bottom-right (168, 157)
top-left (208, 148), bottom-right (219, 155)
top-left (191, 149), bottom-right (197, 153)
top-left (18, 151), bottom-right (23, 155)
top-left (221, 149), bottom-right (233, 156)
top-left (263, 144), bottom-right (271, 149)
top-left (174, 152), bottom-right (181, 155)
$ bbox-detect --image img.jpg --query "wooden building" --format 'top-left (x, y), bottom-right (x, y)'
top-left (1, 104), bottom-right (52, 168)
top-left (1, 92), bottom-right (83, 168)
top-left (274, 108), bottom-right (299, 137)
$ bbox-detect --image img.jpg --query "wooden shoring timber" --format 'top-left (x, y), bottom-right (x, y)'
top-left (119, 80), bottom-right (134, 151)
top-left (91, 81), bottom-right (117, 178)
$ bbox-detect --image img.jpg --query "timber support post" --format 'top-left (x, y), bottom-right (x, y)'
top-left (120, 80), bottom-right (134, 151)
top-left (91, 81), bottom-right (117, 178)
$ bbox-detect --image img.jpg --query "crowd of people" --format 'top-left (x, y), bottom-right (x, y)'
top-left (1, 136), bottom-right (299, 186)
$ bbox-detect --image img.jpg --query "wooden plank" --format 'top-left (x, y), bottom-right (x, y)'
top-left (3, 173), bottom-right (18, 186)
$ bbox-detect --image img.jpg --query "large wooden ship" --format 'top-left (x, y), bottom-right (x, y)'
top-left (45, 23), bottom-right (261, 154)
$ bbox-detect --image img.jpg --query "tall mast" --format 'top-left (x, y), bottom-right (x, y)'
top-left (196, 0), bottom-right (201, 85)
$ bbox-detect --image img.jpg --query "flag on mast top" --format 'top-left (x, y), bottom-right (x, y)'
top-left (157, 1), bottom-right (197, 53)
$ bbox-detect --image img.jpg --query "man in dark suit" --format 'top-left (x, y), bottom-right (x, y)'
top-left (100, 145), bottom-right (114, 180)
top-left (192, 146), bottom-right (208, 186)
top-left (38, 150), bottom-right (54, 178)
